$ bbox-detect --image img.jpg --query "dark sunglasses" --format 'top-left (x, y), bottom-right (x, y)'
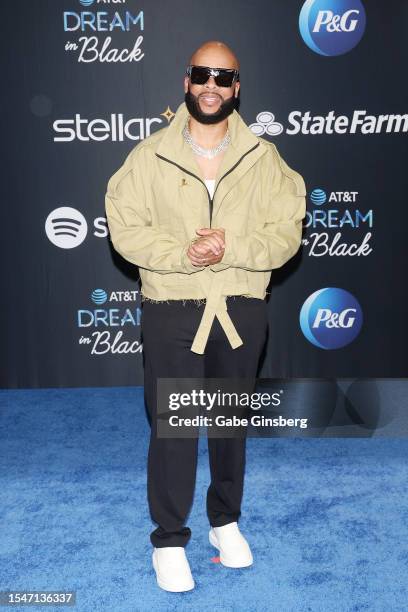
top-left (186, 65), bottom-right (239, 88)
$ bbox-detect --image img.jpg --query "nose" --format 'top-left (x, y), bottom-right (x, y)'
top-left (204, 76), bottom-right (217, 89)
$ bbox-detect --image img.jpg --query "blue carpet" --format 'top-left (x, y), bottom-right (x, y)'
top-left (0, 387), bottom-right (407, 612)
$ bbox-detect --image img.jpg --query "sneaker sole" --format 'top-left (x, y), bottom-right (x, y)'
top-left (152, 551), bottom-right (195, 592)
top-left (209, 529), bottom-right (253, 568)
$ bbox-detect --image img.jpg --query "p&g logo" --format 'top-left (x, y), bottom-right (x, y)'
top-left (300, 288), bottom-right (363, 349)
top-left (299, 0), bottom-right (366, 56)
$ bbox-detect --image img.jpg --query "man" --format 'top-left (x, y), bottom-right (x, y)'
top-left (105, 40), bottom-right (306, 592)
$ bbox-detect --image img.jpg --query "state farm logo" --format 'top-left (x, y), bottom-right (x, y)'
top-left (249, 112), bottom-right (283, 136)
top-left (250, 110), bottom-right (408, 136)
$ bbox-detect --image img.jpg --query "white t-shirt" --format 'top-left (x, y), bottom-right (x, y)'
top-left (204, 179), bottom-right (216, 199)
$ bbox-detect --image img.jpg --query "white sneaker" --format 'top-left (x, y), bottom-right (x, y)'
top-left (209, 522), bottom-right (253, 568)
top-left (152, 547), bottom-right (195, 592)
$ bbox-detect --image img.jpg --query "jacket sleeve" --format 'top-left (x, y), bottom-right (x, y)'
top-left (105, 147), bottom-right (205, 275)
top-left (209, 146), bottom-right (306, 272)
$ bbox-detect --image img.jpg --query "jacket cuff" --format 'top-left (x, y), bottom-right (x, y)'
top-left (210, 228), bottom-right (244, 270)
top-left (181, 240), bottom-right (206, 273)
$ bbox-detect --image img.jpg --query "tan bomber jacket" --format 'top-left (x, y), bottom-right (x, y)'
top-left (105, 101), bottom-right (306, 354)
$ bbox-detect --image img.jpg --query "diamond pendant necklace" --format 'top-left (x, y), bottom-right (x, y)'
top-left (182, 119), bottom-right (231, 160)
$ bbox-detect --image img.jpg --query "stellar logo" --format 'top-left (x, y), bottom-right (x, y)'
top-left (45, 207), bottom-right (108, 247)
top-left (53, 112), bottom-right (163, 142)
top-left (303, 188), bottom-right (373, 257)
top-left (300, 288), bottom-right (363, 349)
top-left (52, 106), bottom-right (175, 142)
top-left (299, 0), bottom-right (366, 56)
top-left (77, 288), bottom-right (142, 355)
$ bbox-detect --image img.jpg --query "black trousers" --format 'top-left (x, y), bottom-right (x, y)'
top-left (141, 295), bottom-right (268, 548)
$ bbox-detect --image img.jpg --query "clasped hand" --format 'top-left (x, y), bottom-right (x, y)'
top-left (187, 228), bottom-right (225, 267)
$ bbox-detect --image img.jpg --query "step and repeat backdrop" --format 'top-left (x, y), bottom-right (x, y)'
top-left (2, 0), bottom-right (407, 388)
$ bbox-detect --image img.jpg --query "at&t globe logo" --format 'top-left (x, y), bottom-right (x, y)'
top-left (300, 288), bottom-right (363, 349)
top-left (299, 0), bottom-right (366, 56)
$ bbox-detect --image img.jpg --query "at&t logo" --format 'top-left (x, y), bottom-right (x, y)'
top-left (300, 288), bottom-right (363, 349)
top-left (299, 0), bottom-right (366, 56)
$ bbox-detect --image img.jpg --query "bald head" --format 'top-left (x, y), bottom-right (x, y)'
top-left (189, 40), bottom-right (240, 71)
top-left (184, 40), bottom-right (240, 125)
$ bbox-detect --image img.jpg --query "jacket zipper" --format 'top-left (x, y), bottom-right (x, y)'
top-left (155, 142), bottom-right (260, 227)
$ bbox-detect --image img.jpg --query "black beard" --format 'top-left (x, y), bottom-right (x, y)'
top-left (184, 89), bottom-right (238, 125)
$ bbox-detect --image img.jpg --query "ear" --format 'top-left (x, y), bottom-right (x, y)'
top-left (183, 75), bottom-right (189, 93)
top-left (234, 81), bottom-right (240, 97)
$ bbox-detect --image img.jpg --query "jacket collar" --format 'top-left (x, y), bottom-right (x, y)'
top-left (155, 101), bottom-right (267, 183)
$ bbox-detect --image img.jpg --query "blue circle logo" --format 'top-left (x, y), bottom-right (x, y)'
top-left (91, 289), bottom-right (108, 305)
top-left (310, 188), bottom-right (327, 205)
top-left (300, 288), bottom-right (363, 349)
top-left (299, 0), bottom-right (366, 56)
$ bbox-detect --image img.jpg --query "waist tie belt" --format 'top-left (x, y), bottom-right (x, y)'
top-left (190, 275), bottom-right (244, 355)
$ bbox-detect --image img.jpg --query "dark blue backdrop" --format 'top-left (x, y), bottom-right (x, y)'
top-left (2, 0), bottom-right (407, 387)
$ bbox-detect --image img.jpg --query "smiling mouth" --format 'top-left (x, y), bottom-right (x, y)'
top-left (200, 95), bottom-right (220, 103)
